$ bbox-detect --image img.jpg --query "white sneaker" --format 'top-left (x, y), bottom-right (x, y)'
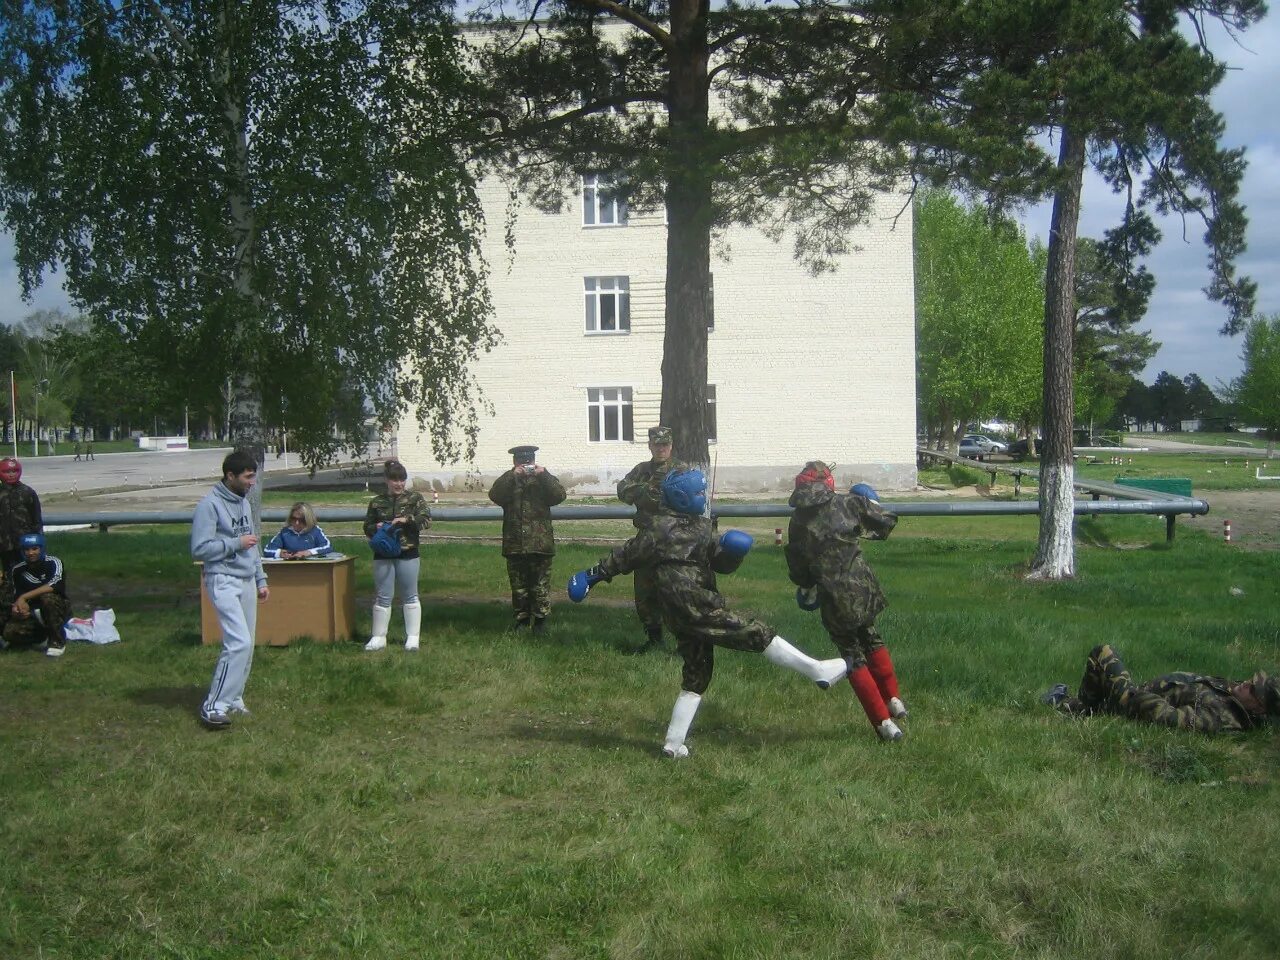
top-left (45, 645), bottom-right (66, 658)
top-left (877, 718), bottom-right (904, 741)
top-left (404, 637), bottom-right (419, 652)
top-left (662, 743), bottom-right (690, 759)
top-left (887, 696), bottom-right (909, 718)
top-left (364, 636), bottom-right (387, 652)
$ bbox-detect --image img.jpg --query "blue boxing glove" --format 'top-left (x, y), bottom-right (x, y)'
top-left (796, 586), bottom-right (821, 611)
top-left (568, 564), bottom-right (610, 603)
top-left (718, 529), bottom-right (753, 558)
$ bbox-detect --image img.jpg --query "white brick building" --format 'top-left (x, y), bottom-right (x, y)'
top-left (395, 173), bottom-right (919, 495)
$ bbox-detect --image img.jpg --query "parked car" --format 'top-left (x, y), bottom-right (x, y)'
top-left (1007, 437), bottom-right (1043, 459)
top-left (962, 434), bottom-right (1008, 454)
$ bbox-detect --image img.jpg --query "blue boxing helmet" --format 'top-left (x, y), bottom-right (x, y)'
top-left (850, 483), bottom-right (879, 502)
top-left (661, 468), bottom-right (708, 515)
top-left (20, 532), bottom-right (45, 559)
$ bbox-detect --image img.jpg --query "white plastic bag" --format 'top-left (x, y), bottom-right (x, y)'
top-left (64, 609), bottom-right (121, 645)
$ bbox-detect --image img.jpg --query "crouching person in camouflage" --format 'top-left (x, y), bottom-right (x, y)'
top-left (569, 467), bottom-right (848, 759)
top-left (488, 445), bottom-right (567, 634)
top-left (787, 463), bottom-right (907, 742)
top-left (4, 533), bottom-right (72, 658)
top-left (1046, 643), bottom-right (1280, 733)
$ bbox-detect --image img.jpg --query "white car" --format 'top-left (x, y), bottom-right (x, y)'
top-left (962, 434), bottom-right (1008, 455)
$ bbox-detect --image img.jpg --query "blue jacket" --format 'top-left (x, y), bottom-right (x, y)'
top-left (190, 482), bottom-right (267, 585)
top-left (264, 525), bottom-right (333, 559)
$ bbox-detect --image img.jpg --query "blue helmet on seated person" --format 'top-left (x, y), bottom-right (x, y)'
top-left (20, 532), bottom-right (45, 559)
top-left (661, 468), bottom-right (707, 515)
top-left (850, 482), bottom-right (879, 502)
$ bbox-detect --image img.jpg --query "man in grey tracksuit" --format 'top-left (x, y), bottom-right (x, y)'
top-left (192, 449), bottom-right (269, 729)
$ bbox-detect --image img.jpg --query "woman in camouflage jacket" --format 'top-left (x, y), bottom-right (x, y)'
top-left (361, 460), bottom-right (431, 652)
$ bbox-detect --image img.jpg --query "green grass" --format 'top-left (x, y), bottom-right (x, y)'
top-left (3, 523), bottom-right (1279, 959)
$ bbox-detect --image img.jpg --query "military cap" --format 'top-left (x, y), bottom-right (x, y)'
top-left (648, 425), bottom-right (673, 444)
top-left (1250, 671), bottom-right (1280, 716)
top-left (508, 445), bottom-right (538, 465)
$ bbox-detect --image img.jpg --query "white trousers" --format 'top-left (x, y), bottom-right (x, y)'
top-left (203, 573), bottom-right (258, 713)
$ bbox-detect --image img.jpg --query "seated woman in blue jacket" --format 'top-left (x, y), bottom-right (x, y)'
top-left (264, 502), bottom-right (333, 560)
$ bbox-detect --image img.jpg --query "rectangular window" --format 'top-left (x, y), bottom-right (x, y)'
top-left (584, 276), bottom-right (630, 333)
top-left (587, 387), bottom-right (634, 442)
top-left (707, 384), bottom-right (717, 443)
top-left (582, 174), bottom-right (628, 226)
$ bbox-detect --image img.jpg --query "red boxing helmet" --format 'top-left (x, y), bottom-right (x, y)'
top-left (794, 460), bottom-right (834, 491)
top-left (0, 458), bottom-right (21, 485)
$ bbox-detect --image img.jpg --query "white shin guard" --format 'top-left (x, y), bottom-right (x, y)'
top-left (762, 636), bottom-right (847, 689)
top-left (403, 600), bottom-right (422, 651)
top-left (663, 690), bottom-right (702, 758)
top-left (364, 604), bottom-right (392, 651)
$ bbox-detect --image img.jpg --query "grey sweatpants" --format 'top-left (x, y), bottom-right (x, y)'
top-left (373, 557), bottom-right (421, 608)
top-left (203, 572), bottom-right (259, 713)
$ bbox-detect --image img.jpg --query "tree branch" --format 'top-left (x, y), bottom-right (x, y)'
top-left (565, 0), bottom-right (673, 53)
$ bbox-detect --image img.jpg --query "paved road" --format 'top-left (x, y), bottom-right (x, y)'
top-left (1123, 436), bottom-right (1275, 456)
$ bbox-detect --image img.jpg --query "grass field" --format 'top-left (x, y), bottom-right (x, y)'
top-left (3, 520), bottom-right (1279, 959)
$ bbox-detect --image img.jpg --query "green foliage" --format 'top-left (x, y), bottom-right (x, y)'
top-left (1231, 314), bottom-right (1280, 439)
top-left (3, 528), bottom-right (1279, 958)
top-left (0, 0), bottom-right (497, 467)
top-left (914, 189), bottom-right (1043, 439)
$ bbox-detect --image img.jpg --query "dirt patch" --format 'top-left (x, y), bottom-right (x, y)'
top-left (1180, 490), bottom-right (1280, 549)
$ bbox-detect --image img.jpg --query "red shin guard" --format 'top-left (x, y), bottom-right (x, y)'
top-left (866, 647), bottom-right (900, 701)
top-left (849, 665), bottom-right (890, 725)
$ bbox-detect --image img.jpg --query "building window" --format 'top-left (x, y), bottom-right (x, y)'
top-left (587, 387), bottom-right (634, 442)
top-left (585, 276), bottom-right (630, 333)
top-left (707, 384), bottom-right (717, 442)
top-left (583, 174), bottom-right (627, 226)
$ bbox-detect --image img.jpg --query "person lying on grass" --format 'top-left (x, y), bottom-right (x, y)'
top-left (1044, 644), bottom-right (1280, 733)
top-left (568, 466), bottom-right (848, 759)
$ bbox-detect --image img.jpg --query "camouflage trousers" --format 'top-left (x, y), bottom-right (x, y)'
top-left (633, 564), bottom-right (663, 635)
top-left (506, 553), bottom-right (554, 624)
top-left (1072, 644), bottom-right (1255, 733)
top-left (827, 623), bottom-right (886, 669)
top-left (2, 593), bottom-right (72, 649)
top-left (659, 593), bottom-right (774, 696)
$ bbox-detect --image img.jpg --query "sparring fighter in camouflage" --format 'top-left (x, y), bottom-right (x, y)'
top-left (616, 424), bottom-right (676, 653)
top-left (0, 457), bottom-right (43, 573)
top-left (786, 463), bottom-right (907, 741)
top-left (1045, 643), bottom-right (1280, 733)
top-left (489, 445), bottom-right (567, 633)
top-left (570, 467), bottom-right (848, 759)
top-left (2, 533), bottom-right (71, 657)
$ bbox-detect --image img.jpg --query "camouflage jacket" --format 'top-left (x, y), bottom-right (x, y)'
top-left (785, 483), bottom-right (896, 630)
top-left (617, 458), bottom-right (678, 529)
top-left (0, 482), bottom-right (43, 554)
top-left (488, 468), bottom-right (567, 556)
top-left (1116, 673), bottom-right (1267, 733)
top-left (362, 490), bottom-right (432, 560)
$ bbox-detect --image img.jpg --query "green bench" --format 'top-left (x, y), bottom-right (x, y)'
top-left (1114, 476), bottom-right (1193, 498)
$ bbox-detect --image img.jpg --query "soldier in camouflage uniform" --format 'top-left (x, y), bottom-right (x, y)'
top-left (1048, 643), bottom-right (1280, 733)
top-left (489, 445), bottom-right (567, 633)
top-left (0, 457), bottom-right (43, 573)
top-left (786, 462), bottom-right (906, 741)
top-left (580, 467), bottom-right (847, 758)
top-left (616, 425), bottom-right (676, 652)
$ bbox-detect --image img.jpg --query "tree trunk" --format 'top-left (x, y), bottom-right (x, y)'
top-left (659, 0), bottom-right (713, 469)
top-left (1029, 125), bottom-right (1086, 581)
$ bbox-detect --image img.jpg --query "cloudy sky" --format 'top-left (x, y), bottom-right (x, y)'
top-left (3, 14), bottom-right (1276, 389)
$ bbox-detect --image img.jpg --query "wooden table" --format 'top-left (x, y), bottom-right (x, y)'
top-left (199, 555), bottom-right (357, 646)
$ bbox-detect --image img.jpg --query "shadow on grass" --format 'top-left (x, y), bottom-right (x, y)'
top-left (127, 684), bottom-right (205, 712)
top-left (505, 718), bottom-right (654, 756)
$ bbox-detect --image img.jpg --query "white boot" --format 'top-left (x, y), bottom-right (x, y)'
top-left (403, 600), bottom-right (422, 652)
top-left (364, 604), bottom-right (392, 651)
top-left (762, 636), bottom-right (848, 689)
top-left (662, 690), bottom-right (702, 759)
top-left (887, 696), bottom-right (909, 718)
top-left (877, 718), bottom-right (905, 741)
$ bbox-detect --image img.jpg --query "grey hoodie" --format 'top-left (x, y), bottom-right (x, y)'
top-left (191, 481), bottom-right (267, 585)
